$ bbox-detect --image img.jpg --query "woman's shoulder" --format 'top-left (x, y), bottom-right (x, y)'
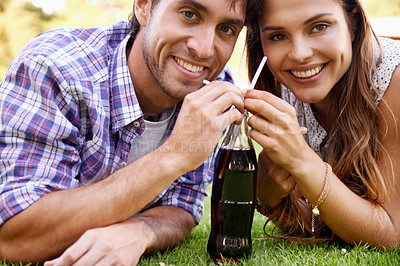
top-left (376, 37), bottom-right (400, 70)
top-left (378, 50), bottom-right (400, 119)
top-left (385, 60), bottom-right (400, 100)
top-left (378, 36), bottom-right (400, 49)
top-left (373, 37), bottom-right (400, 103)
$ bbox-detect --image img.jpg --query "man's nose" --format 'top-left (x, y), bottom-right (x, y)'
top-left (187, 27), bottom-right (215, 58)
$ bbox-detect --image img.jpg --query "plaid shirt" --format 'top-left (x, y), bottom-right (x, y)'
top-left (0, 21), bottom-right (233, 225)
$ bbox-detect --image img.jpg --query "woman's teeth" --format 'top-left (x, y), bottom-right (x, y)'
top-left (175, 57), bottom-right (204, 73)
top-left (291, 65), bottom-right (323, 78)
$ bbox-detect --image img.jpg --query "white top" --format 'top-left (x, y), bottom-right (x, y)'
top-left (127, 106), bottom-right (176, 164)
top-left (282, 37), bottom-right (400, 159)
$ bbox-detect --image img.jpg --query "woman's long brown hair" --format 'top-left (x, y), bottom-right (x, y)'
top-left (246, 0), bottom-right (392, 239)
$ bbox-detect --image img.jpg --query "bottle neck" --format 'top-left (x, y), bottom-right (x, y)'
top-left (221, 116), bottom-right (253, 150)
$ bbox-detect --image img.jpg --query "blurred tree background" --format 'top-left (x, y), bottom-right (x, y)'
top-left (0, 0), bottom-right (399, 82)
top-left (0, 0), bottom-right (132, 80)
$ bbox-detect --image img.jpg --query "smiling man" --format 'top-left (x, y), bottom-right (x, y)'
top-left (0, 0), bottom-right (247, 264)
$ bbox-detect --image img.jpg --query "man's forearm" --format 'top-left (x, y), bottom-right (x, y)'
top-left (135, 206), bottom-right (196, 254)
top-left (0, 150), bottom-right (189, 263)
top-left (39, 206), bottom-right (196, 266)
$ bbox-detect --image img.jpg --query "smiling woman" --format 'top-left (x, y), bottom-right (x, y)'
top-left (244, 0), bottom-right (400, 249)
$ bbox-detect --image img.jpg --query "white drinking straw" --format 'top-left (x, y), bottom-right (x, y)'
top-left (203, 56), bottom-right (267, 89)
top-left (203, 57), bottom-right (269, 149)
top-left (249, 56), bottom-right (267, 90)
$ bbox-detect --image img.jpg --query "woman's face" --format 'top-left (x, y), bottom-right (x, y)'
top-left (259, 0), bottom-right (354, 106)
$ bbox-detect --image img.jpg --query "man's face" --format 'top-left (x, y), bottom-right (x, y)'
top-left (141, 0), bottom-right (245, 100)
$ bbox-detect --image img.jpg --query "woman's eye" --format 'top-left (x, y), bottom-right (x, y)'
top-left (182, 11), bottom-right (197, 19)
top-left (269, 33), bottom-right (286, 41)
top-left (220, 25), bottom-right (234, 35)
top-left (312, 24), bottom-right (327, 33)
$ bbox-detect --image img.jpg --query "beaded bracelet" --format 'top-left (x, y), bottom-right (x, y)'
top-left (305, 162), bottom-right (332, 233)
top-left (255, 199), bottom-right (273, 217)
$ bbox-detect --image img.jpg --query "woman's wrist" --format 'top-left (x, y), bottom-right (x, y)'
top-left (255, 199), bottom-right (274, 217)
top-left (288, 147), bottom-right (323, 180)
top-left (255, 197), bottom-right (286, 217)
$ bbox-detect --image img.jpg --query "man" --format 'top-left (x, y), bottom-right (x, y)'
top-left (0, 0), bottom-right (247, 264)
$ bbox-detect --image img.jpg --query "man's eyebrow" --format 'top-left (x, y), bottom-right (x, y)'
top-left (261, 13), bottom-right (334, 33)
top-left (226, 18), bottom-right (245, 28)
top-left (178, 0), bottom-right (244, 28)
top-left (178, 0), bottom-right (208, 12)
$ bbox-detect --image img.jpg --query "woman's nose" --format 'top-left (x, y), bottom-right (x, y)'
top-left (288, 37), bottom-right (313, 62)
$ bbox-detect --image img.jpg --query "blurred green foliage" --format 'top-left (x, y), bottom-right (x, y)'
top-left (0, 0), bottom-right (132, 81)
top-left (0, 0), bottom-right (399, 81)
top-left (365, 0), bottom-right (400, 18)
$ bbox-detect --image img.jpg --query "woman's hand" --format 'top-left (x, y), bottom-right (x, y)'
top-left (257, 150), bottom-right (296, 209)
top-left (244, 89), bottom-right (310, 176)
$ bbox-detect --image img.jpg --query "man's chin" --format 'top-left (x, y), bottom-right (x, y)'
top-left (161, 82), bottom-right (202, 100)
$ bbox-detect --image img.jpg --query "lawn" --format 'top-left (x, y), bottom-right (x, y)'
top-left (1, 189), bottom-right (400, 265)
top-left (2, 142), bottom-right (400, 265)
top-left (137, 190), bottom-right (400, 265)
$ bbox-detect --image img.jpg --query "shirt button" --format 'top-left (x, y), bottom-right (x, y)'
top-left (133, 121), bottom-right (140, 128)
top-left (119, 162), bottom-right (127, 168)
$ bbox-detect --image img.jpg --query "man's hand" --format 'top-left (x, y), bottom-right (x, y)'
top-left (44, 206), bottom-right (195, 266)
top-left (164, 81), bottom-right (244, 173)
top-left (44, 219), bottom-right (152, 266)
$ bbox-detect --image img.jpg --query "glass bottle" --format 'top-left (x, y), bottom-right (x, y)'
top-left (207, 113), bottom-right (257, 262)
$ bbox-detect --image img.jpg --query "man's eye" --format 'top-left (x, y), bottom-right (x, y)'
top-left (182, 11), bottom-right (197, 19)
top-left (220, 25), bottom-right (234, 35)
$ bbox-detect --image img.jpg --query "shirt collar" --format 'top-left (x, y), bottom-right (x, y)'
top-left (109, 34), bottom-right (143, 134)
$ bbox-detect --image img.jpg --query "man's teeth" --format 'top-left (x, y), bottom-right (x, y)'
top-left (292, 65), bottom-right (323, 78)
top-left (175, 57), bottom-right (204, 73)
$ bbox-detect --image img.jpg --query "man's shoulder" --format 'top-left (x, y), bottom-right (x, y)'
top-left (10, 21), bottom-right (131, 82)
top-left (216, 64), bottom-right (234, 84)
top-left (22, 21), bottom-right (130, 57)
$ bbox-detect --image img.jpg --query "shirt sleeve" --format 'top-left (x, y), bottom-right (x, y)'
top-left (149, 154), bottom-right (214, 224)
top-left (215, 63), bottom-right (234, 84)
top-left (0, 36), bottom-right (83, 226)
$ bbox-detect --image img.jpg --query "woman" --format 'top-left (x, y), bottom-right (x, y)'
top-left (244, 0), bottom-right (400, 248)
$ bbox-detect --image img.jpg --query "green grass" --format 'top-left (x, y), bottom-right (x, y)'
top-left (137, 191), bottom-right (400, 265)
top-left (1, 141), bottom-right (390, 264)
top-left (2, 144), bottom-right (400, 265)
top-left (1, 191), bottom-right (400, 265)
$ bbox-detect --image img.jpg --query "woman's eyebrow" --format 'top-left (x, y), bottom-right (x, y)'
top-left (304, 13), bottom-right (334, 24)
top-left (261, 13), bottom-right (334, 33)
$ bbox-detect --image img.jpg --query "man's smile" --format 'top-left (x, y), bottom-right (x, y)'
top-left (174, 56), bottom-right (205, 73)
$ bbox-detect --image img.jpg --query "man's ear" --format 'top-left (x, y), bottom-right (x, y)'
top-left (135, 0), bottom-right (152, 27)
